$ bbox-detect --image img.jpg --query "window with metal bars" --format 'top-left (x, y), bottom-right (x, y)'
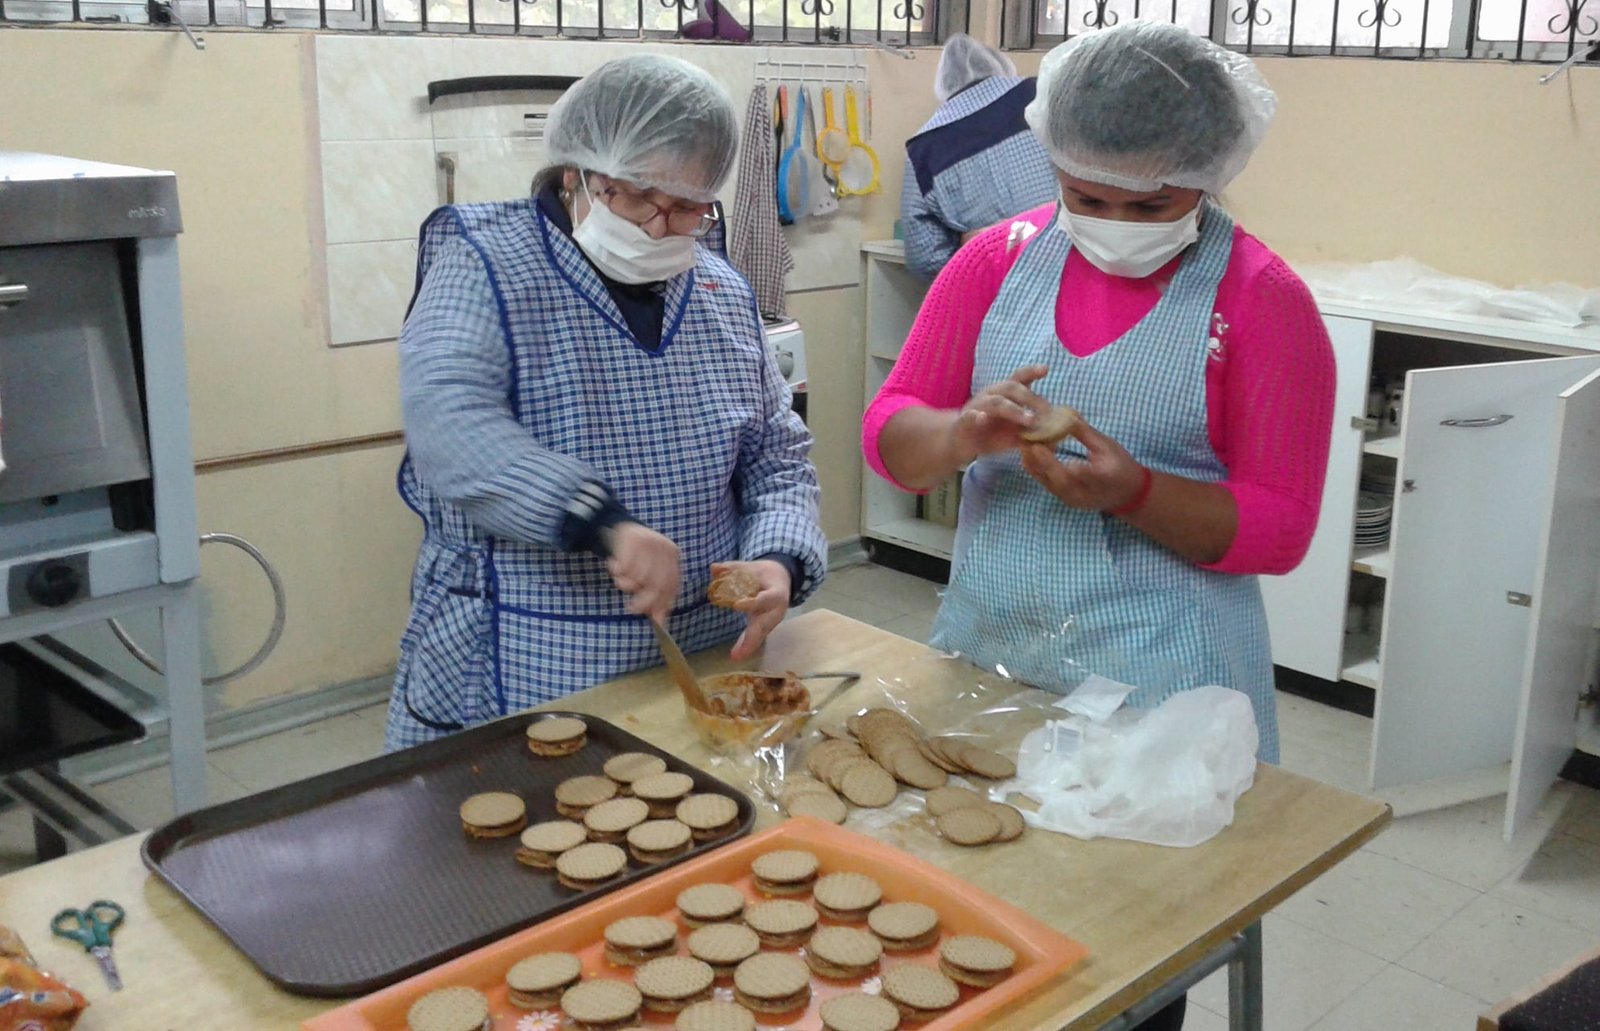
top-left (0, 0), bottom-right (946, 43)
top-left (1012, 0), bottom-right (1598, 61)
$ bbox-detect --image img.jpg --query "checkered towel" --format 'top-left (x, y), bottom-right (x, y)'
top-left (729, 84), bottom-right (793, 320)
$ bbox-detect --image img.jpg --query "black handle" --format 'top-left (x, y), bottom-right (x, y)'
top-left (26, 562), bottom-right (82, 608)
top-left (427, 75), bottom-right (580, 105)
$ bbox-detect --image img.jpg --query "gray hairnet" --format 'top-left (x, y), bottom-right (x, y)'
top-left (1024, 22), bottom-right (1277, 194)
top-left (935, 34), bottom-right (1018, 102)
top-left (545, 54), bottom-right (737, 204)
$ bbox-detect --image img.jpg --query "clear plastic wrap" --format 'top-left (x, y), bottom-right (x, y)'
top-left (1299, 258), bottom-right (1600, 329)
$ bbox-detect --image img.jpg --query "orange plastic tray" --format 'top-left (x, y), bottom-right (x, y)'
top-left (303, 816), bottom-right (1087, 1031)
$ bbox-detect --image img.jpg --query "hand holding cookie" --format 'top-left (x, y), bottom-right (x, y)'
top-left (948, 364), bottom-right (1051, 465)
top-left (1019, 414), bottom-right (1149, 514)
top-left (709, 560), bottom-right (791, 663)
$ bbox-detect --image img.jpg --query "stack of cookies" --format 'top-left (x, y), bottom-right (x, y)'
top-left (782, 708), bottom-right (1026, 847)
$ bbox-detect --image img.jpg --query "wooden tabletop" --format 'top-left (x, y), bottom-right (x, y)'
top-left (0, 611), bottom-right (1390, 1030)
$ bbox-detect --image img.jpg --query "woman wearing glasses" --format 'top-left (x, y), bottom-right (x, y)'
top-left (385, 55), bottom-right (826, 750)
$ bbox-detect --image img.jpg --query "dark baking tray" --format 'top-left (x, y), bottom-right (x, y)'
top-left (141, 712), bottom-right (753, 998)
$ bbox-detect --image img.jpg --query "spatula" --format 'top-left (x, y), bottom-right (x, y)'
top-left (652, 618), bottom-right (712, 713)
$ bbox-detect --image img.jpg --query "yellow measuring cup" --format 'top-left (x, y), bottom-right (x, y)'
top-left (838, 83), bottom-right (881, 197)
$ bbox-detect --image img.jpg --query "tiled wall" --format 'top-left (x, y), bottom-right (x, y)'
top-left (315, 35), bottom-right (876, 347)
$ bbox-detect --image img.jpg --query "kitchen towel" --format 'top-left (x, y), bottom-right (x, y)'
top-left (729, 83), bottom-right (793, 321)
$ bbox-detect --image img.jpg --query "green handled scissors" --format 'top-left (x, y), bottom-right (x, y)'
top-left (51, 899), bottom-right (124, 991)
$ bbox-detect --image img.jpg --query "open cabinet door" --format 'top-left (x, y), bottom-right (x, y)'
top-left (1505, 368), bottom-right (1600, 840)
top-left (1259, 316), bottom-right (1373, 680)
top-left (1373, 355), bottom-right (1600, 790)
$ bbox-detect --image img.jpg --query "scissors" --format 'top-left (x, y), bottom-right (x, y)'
top-left (51, 900), bottom-right (125, 991)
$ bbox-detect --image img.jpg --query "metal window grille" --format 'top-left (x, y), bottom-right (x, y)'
top-left (1014, 0), bottom-right (1599, 61)
top-left (0, 0), bottom-right (963, 44)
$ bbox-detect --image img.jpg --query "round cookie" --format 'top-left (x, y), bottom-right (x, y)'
top-left (750, 849), bottom-right (820, 896)
top-left (406, 986), bottom-right (491, 1031)
top-left (633, 771), bottom-right (696, 819)
top-left (676, 883), bottom-right (747, 927)
top-left (786, 791), bottom-right (849, 824)
top-left (839, 764), bottom-right (899, 809)
top-left (881, 964), bottom-right (960, 1023)
top-left (627, 819), bottom-right (693, 865)
top-left (1019, 403), bottom-right (1082, 446)
top-left (603, 915), bottom-right (678, 967)
top-left (954, 743), bottom-right (1017, 780)
top-left (987, 802), bottom-right (1026, 843)
top-left (556, 775), bottom-right (619, 819)
top-left (676, 999), bottom-right (757, 1031)
top-left (707, 566), bottom-right (761, 608)
top-left (939, 935), bottom-right (1017, 988)
top-left (732, 953), bottom-right (812, 1015)
top-left (459, 792), bottom-right (526, 839)
top-left (924, 786), bottom-right (986, 818)
top-left (744, 899), bottom-right (819, 948)
top-left (676, 794), bottom-right (740, 841)
top-left (685, 923), bottom-right (760, 979)
top-left (634, 956), bottom-right (715, 1013)
top-left (556, 842), bottom-right (627, 892)
top-left (526, 715), bottom-right (588, 757)
top-left (584, 797), bottom-right (651, 843)
top-left (937, 806), bottom-right (1003, 847)
top-left (820, 992), bottom-right (902, 1031)
top-left (603, 752), bottom-right (668, 792)
top-left (561, 979), bottom-right (643, 1031)
top-left (506, 951), bottom-right (582, 1009)
top-left (805, 925), bottom-right (883, 980)
top-left (516, 820), bottom-right (588, 868)
top-left (813, 871), bottom-right (883, 922)
top-left (868, 902), bottom-right (941, 952)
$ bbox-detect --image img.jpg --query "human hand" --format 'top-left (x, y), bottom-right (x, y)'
top-left (948, 364), bottom-right (1051, 465)
top-left (1019, 415), bottom-right (1149, 513)
top-left (604, 522), bottom-right (681, 625)
top-left (712, 560), bottom-right (792, 663)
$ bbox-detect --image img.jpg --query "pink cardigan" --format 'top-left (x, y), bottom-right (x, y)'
top-left (862, 205), bottom-right (1335, 576)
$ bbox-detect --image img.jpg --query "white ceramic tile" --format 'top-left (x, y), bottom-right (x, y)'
top-left (1362, 796), bottom-right (1554, 892)
top-left (1279, 736), bottom-right (1371, 796)
top-left (437, 136), bottom-right (546, 204)
top-left (322, 139), bottom-right (440, 244)
top-left (316, 35), bottom-right (452, 142)
top-left (793, 589), bottom-right (900, 632)
top-left (825, 563), bottom-right (942, 618)
top-left (1277, 849), bottom-right (1478, 961)
top-left (1491, 831), bottom-right (1600, 935)
top-left (1188, 914), bottom-right (1387, 1031)
top-left (327, 239), bottom-right (417, 346)
top-left (430, 86), bottom-right (564, 141)
top-left (91, 763), bottom-right (254, 831)
top-left (1398, 892), bottom-right (1597, 1005)
top-left (1557, 783), bottom-right (1600, 845)
top-left (1309, 964), bottom-right (1488, 1031)
top-left (209, 712), bottom-right (387, 793)
top-left (1275, 692), bottom-right (1373, 759)
top-left (879, 608), bottom-right (936, 645)
top-left (0, 806), bottom-right (42, 876)
top-left (1179, 1002), bottom-right (1230, 1031)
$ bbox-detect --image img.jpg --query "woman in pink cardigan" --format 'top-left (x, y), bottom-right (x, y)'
top-left (864, 22), bottom-right (1334, 783)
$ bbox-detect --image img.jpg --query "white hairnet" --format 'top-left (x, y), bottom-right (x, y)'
top-left (935, 34), bottom-right (1017, 102)
top-left (1025, 21), bottom-right (1277, 195)
top-left (545, 54), bottom-right (737, 204)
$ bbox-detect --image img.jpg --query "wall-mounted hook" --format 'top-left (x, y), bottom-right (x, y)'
top-left (147, 1), bottom-right (207, 49)
top-left (1538, 39), bottom-right (1598, 84)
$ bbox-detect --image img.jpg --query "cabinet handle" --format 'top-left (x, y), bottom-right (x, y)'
top-left (1440, 414), bottom-right (1513, 428)
top-left (0, 282), bottom-right (28, 309)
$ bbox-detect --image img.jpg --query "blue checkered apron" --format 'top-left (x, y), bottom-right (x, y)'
top-left (930, 203), bottom-right (1279, 763)
top-left (385, 200), bottom-right (789, 751)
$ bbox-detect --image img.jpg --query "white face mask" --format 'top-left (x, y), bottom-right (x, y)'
top-left (571, 182), bottom-right (698, 285)
top-left (1059, 202), bottom-right (1202, 279)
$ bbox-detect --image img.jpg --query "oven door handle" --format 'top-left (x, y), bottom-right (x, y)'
top-left (0, 283), bottom-right (28, 309)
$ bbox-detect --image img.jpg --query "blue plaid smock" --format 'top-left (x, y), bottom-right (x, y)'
top-left (930, 204), bottom-right (1280, 763)
top-left (385, 199), bottom-right (827, 751)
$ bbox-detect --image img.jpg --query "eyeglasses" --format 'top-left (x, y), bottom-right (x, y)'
top-left (591, 176), bottom-right (720, 238)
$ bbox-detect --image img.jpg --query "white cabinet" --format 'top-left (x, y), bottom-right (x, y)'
top-left (1263, 309), bottom-right (1600, 838)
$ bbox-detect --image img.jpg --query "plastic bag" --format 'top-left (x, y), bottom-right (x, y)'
top-left (1001, 685), bottom-right (1257, 847)
top-left (0, 926), bottom-right (88, 1031)
top-left (1299, 258), bottom-right (1600, 328)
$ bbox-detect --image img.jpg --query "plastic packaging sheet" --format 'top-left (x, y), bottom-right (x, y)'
top-left (1299, 258), bottom-right (1600, 329)
top-left (702, 657), bottom-right (1260, 851)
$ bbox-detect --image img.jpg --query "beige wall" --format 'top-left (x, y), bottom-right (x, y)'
top-left (2, 25), bottom-right (1593, 713)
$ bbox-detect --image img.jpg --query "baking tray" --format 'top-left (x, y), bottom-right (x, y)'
top-left (142, 712), bottom-right (755, 997)
top-left (302, 816), bottom-right (1089, 1031)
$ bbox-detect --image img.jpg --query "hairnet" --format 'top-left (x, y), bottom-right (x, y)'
top-left (1024, 21), bottom-right (1277, 195)
top-left (934, 34), bottom-right (1018, 102)
top-left (545, 54), bottom-right (737, 204)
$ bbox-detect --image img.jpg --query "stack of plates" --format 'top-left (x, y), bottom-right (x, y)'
top-left (1356, 469), bottom-right (1395, 548)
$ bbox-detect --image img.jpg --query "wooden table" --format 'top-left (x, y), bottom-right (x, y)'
top-left (0, 611), bottom-right (1389, 1031)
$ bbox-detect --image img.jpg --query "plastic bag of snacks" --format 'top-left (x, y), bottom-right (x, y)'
top-left (0, 925), bottom-right (89, 1031)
